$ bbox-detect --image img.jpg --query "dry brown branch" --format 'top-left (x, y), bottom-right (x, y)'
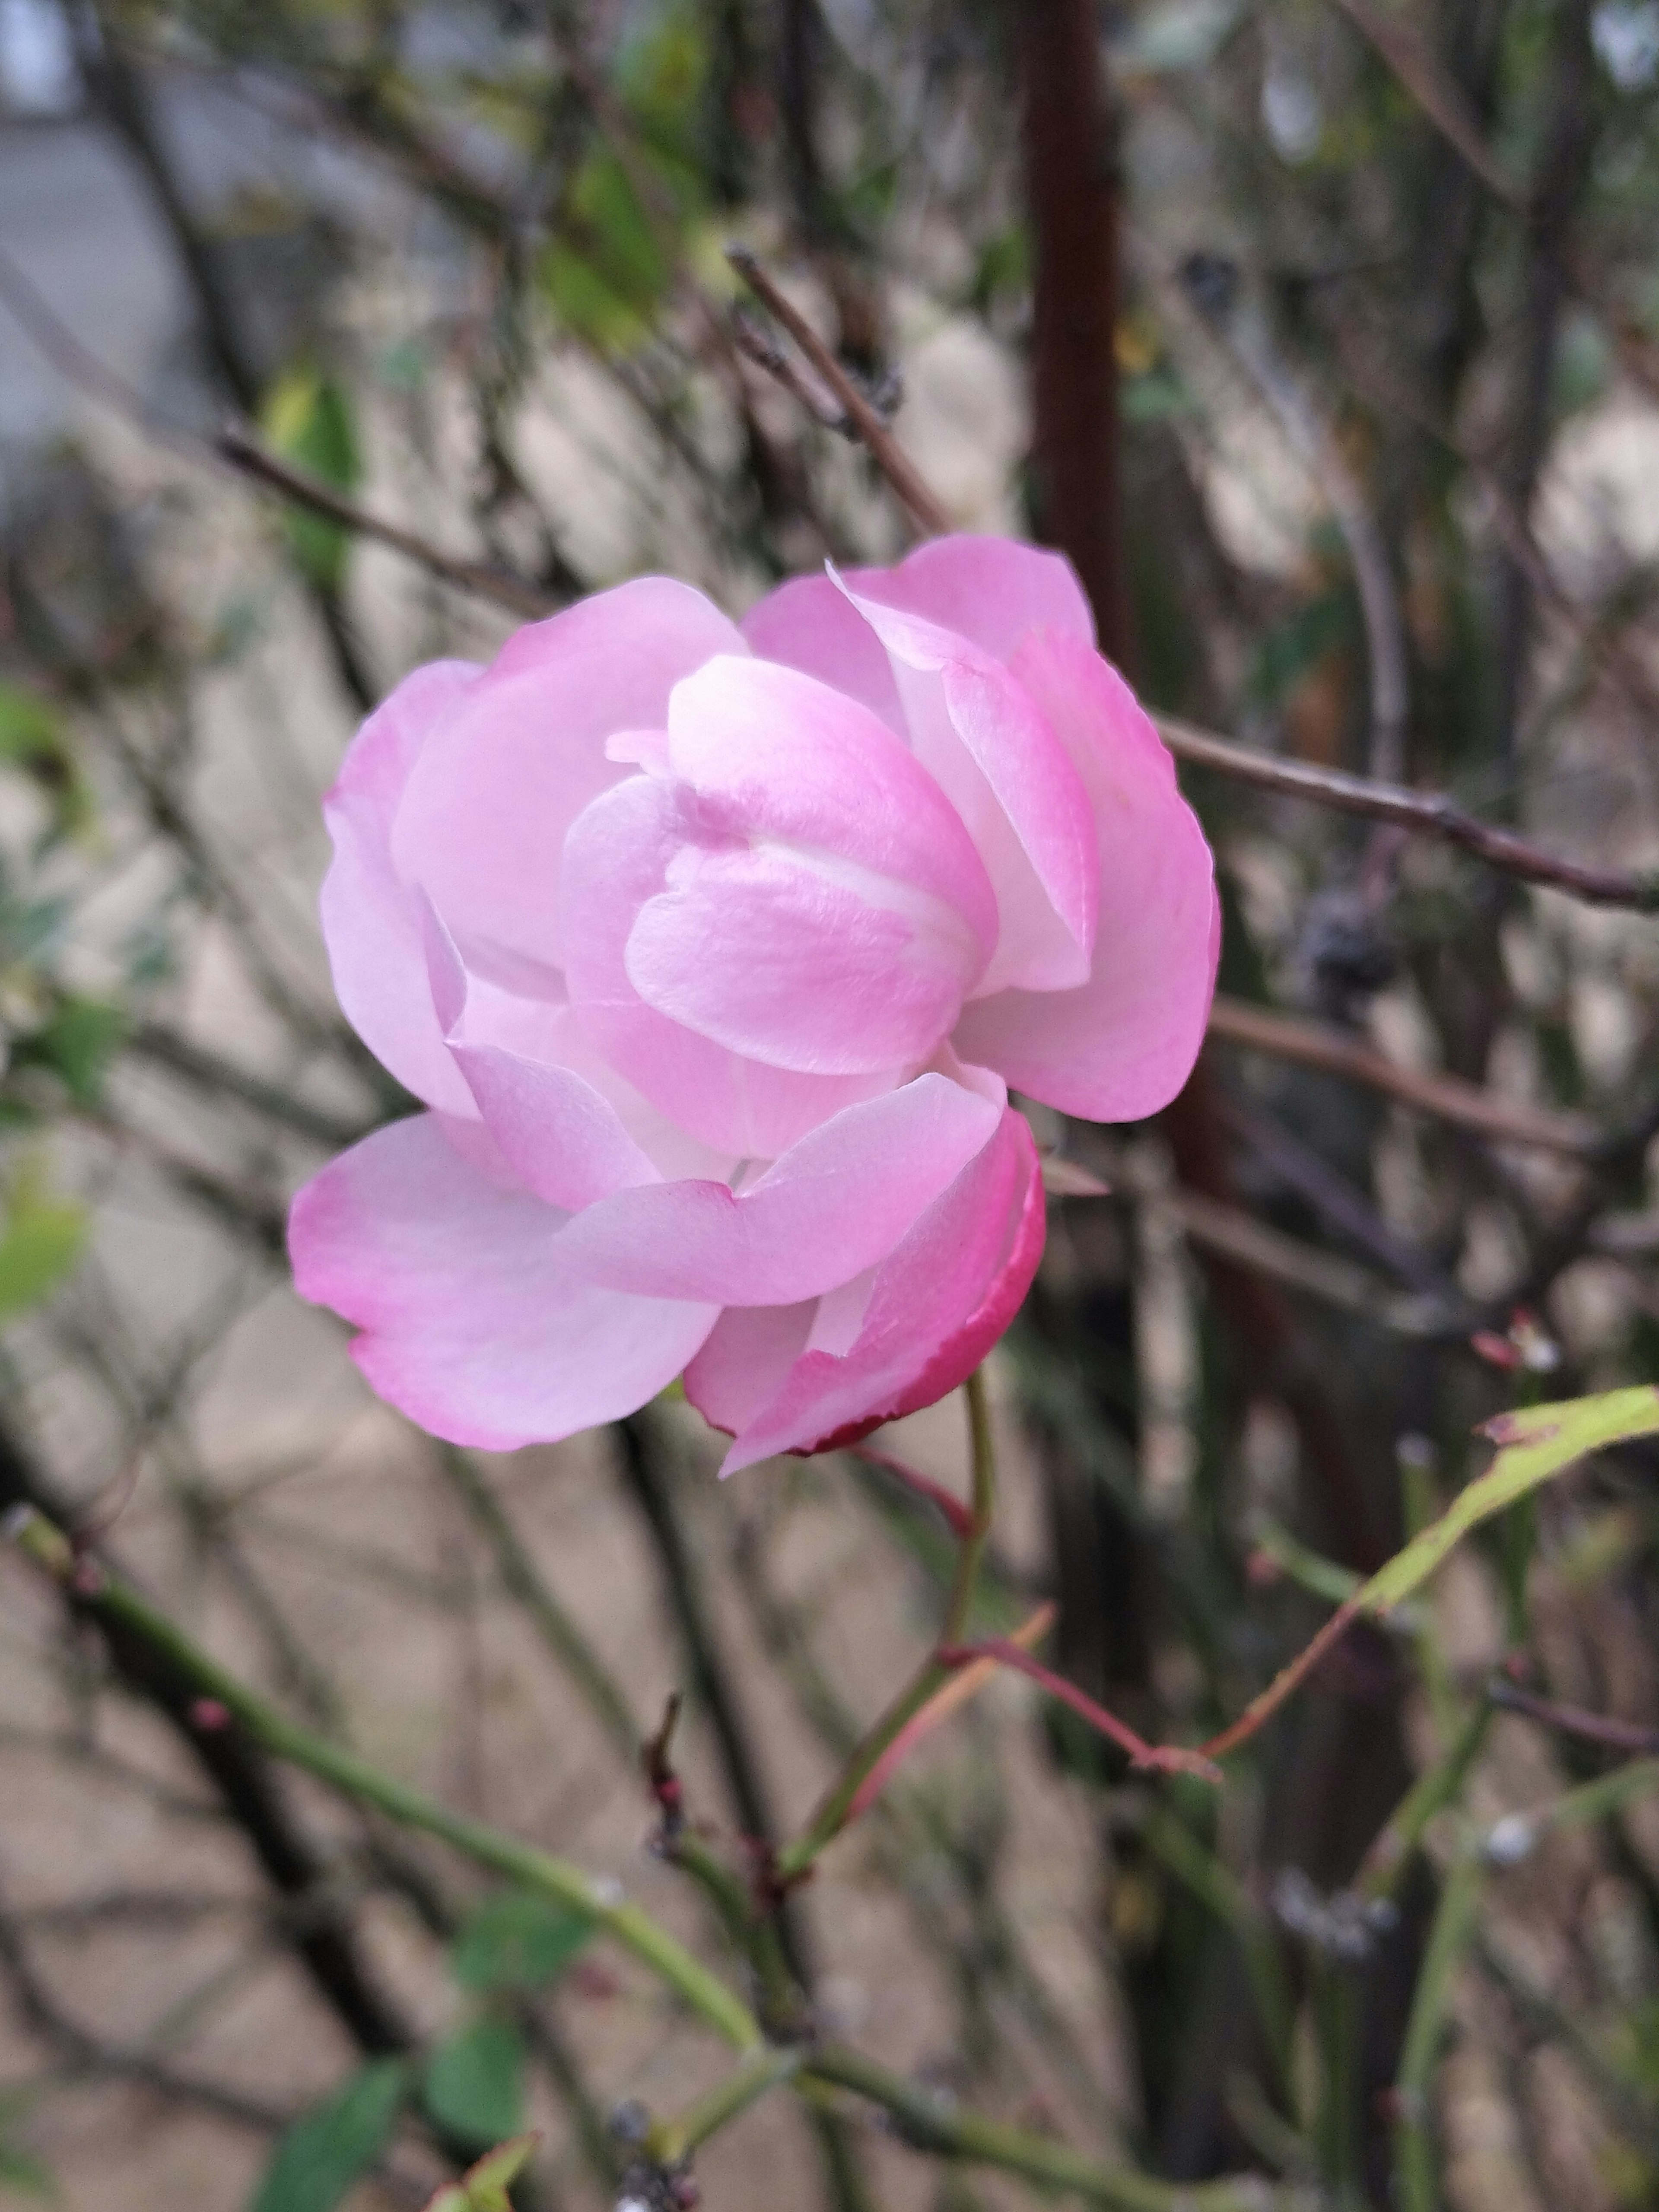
top-left (1208, 995), bottom-right (1600, 1154)
top-left (725, 246), bottom-right (950, 535)
top-left (1158, 714), bottom-right (1659, 910)
top-left (214, 429), bottom-right (555, 621)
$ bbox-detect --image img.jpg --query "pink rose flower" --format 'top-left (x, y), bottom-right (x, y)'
top-left (289, 537), bottom-right (1218, 1472)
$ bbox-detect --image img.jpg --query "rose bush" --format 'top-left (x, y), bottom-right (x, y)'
top-left (289, 536), bottom-right (1218, 1471)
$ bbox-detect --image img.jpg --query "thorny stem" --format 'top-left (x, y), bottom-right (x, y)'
top-left (4, 1503), bottom-right (763, 2055)
top-left (802, 2045), bottom-right (1287, 2211)
top-left (775, 1370), bottom-right (997, 1881)
top-left (2, 1503), bottom-right (1289, 2212)
top-left (647, 2046), bottom-right (804, 2165)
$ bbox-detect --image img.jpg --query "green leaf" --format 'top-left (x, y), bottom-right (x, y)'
top-left (260, 368), bottom-right (362, 591)
top-left (248, 2059), bottom-right (407, 2212)
top-left (421, 2134), bottom-right (539, 2212)
top-left (1360, 1388), bottom-right (1659, 1617)
top-left (451, 1891), bottom-right (593, 1994)
top-left (12, 998), bottom-right (127, 1109)
top-left (423, 2016), bottom-right (526, 2152)
top-left (0, 682), bottom-right (91, 842)
top-left (0, 1164), bottom-right (86, 1326)
top-left (543, 146), bottom-right (678, 353)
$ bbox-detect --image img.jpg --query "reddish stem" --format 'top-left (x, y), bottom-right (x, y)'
top-left (851, 1444), bottom-right (975, 1538)
top-left (940, 1638), bottom-right (1223, 1784)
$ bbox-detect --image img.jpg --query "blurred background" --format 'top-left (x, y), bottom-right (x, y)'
top-left (0, 2), bottom-right (1657, 2208)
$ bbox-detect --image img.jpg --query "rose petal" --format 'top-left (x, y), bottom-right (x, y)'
top-left (289, 1115), bottom-right (715, 1450)
top-left (839, 583), bottom-right (1099, 997)
top-left (855, 534), bottom-right (1095, 661)
top-left (451, 1045), bottom-right (662, 1212)
top-left (677, 1302), bottom-right (816, 1437)
top-left (624, 838), bottom-right (980, 1076)
top-left (739, 574), bottom-right (905, 733)
top-left (666, 655), bottom-right (998, 960)
top-left (321, 659), bottom-right (483, 1113)
top-left (950, 627), bottom-right (1219, 1121)
top-left (392, 578), bottom-right (746, 974)
top-left (694, 1106), bottom-right (1046, 1472)
top-left (560, 774), bottom-right (894, 1158)
top-left (556, 1072), bottom-right (1001, 1303)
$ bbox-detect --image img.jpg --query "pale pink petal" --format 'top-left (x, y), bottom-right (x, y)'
top-left (855, 534), bottom-right (1095, 661)
top-left (739, 574), bottom-right (905, 732)
top-left (666, 656), bottom-right (998, 958)
top-left (682, 1303), bottom-right (815, 1437)
top-left (840, 584), bottom-right (1100, 997)
top-left (560, 774), bottom-right (892, 1158)
top-left (289, 1115), bottom-right (715, 1450)
top-left (451, 1045), bottom-right (661, 1212)
top-left (320, 659), bottom-right (482, 1114)
top-left (556, 1073), bottom-right (1001, 1303)
top-left (391, 579), bottom-right (745, 974)
top-left (624, 840), bottom-right (978, 1075)
top-left (424, 897), bottom-right (732, 1181)
top-left (707, 1107), bottom-right (1046, 1473)
top-left (950, 627), bottom-right (1219, 1122)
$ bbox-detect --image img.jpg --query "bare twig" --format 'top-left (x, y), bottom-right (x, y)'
top-left (1489, 1681), bottom-right (1659, 1758)
top-left (0, 245), bottom-right (553, 629)
top-left (215, 428), bottom-right (556, 622)
top-left (1158, 714), bottom-right (1659, 910)
top-left (731, 306), bottom-right (854, 433)
top-left (726, 246), bottom-right (949, 535)
top-left (1208, 995), bottom-right (1600, 1154)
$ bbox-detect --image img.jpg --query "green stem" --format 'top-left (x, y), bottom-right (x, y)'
top-left (5, 1504), bottom-right (761, 2054)
top-left (4, 1504), bottom-right (1288, 2211)
top-left (436, 1446), bottom-right (639, 1759)
top-left (776, 1370), bottom-right (997, 1883)
top-left (1357, 1695), bottom-right (1492, 1903)
top-left (1137, 1805), bottom-right (1295, 2101)
top-left (1393, 1853), bottom-right (1485, 2212)
top-left (803, 2045), bottom-right (1291, 2211)
top-left (648, 2046), bottom-right (804, 2164)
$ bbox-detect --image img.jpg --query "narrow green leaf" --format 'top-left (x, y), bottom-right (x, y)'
top-left (248, 2059), bottom-right (407, 2212)
top-left (451, 1891), bottom-right (592, 1993)
top-left (1362, 1388), bottom-right (1659, 1616)
top-left (423, 2016), bottom-right (526, 2151)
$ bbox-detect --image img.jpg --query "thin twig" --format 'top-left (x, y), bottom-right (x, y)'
top-left (726, 246), bottom-right (949, 534)
top-left (731, 305), bottom-right (855, 432)
top-left (215, 429), bottom-right (556, 621)
top-left (1158, 714), bottom-right (1659, 910)
top-left (1489, 1680), bottom-right (1659, 1758)
top-left (1208, 995), bottom-right (1600, 1154)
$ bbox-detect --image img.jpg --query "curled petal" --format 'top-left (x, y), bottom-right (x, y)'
top-left (851, 533), bottom-right (1095, 661)
top-left (951, 628), bottom-right (1220, 1122)
top-left (839, 584), bottom-right (1099, 997)
top-left (392, 579), bottom-right (746, 975)
top-left (666, 655), bottom-right (998, 962)
top-left (560, 774), bottom-right (893, 1158)
top-left (289, 1115), bottom-right (716, 1450)
top-left (321, 659), bottom-right (483, 1113)
top-left (689, 1106), bottom-right (1046, 1473)
top-left (556, 1072), bottom-right (1002, 1304)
